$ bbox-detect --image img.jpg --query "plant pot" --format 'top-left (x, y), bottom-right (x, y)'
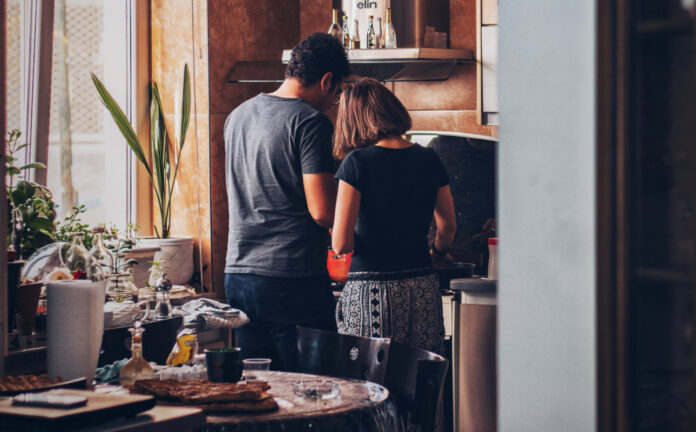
top-left (17, 282), bottom-right (42, 335)
top-left (137, 236), bottom-right (194, 285)
top-left (7, 261), bottom-right (23, 333)
top-left (124, 245), bottom-right (160, 288)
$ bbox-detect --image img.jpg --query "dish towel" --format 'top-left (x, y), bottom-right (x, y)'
top-left (172, 298), bottom-right (249, 330)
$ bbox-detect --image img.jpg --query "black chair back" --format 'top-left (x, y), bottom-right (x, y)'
top-left (296, 326), bottom-right (390, 384)
top-left (384, 341), bottom-right (449, 432)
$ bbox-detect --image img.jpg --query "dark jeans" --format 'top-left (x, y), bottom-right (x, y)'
top-left (225, 273), bottom-right (337, 372)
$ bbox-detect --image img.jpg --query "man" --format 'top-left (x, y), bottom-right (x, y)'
top-left (224, 33), bottom-right (350, 371)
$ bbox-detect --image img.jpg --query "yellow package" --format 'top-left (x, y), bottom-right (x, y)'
top-left (167, 329), bottom-right (199, 366)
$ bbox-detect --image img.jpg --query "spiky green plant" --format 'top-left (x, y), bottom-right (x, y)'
top-left (91, 64), bottom-right (191, 238)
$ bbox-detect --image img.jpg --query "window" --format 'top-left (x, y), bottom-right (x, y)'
top-left (6, 0), bottom-right (142, 230)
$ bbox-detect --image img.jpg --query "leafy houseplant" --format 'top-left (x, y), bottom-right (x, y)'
top-left (5, 129), bottom-right (56, 258)
top-left (91, 65), bottom-right (191, 239)
top-left (54, 204), bottom-right (95, 249)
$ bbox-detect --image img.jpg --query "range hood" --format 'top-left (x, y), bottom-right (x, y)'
top-left (227, 48), bottom-right (473, 83)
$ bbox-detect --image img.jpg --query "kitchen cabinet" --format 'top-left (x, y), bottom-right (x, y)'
top-left (482, 0), bottom-right (498, 25)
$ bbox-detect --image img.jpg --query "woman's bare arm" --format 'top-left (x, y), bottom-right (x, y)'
top-left (432, 185), bottom-right (457, 254)
top-left (332, 180), bottom-right (361, 255)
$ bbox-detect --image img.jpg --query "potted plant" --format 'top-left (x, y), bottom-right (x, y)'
top-left (5, 129), bottom-right (55, 337)
top-left (5, 129), bottom-right (56, 259)
top-left (91, 65), bottom-right (194, 285)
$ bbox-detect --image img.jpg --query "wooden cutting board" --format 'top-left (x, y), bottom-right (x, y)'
top-left (0, 389), bottom-right (155, 431)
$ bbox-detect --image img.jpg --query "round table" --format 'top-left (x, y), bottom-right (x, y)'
top-left (198, 371), bottom-right (401, 432)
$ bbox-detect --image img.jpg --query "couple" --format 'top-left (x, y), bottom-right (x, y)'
top-left (224, 33), bottom-right (456, 371)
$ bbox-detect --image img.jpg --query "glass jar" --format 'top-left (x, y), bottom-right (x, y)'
top-left (21, 242), bottom-right (103, 283)
top-left (65, 232), bottom-right (94, 280)
top-left (89, 226), bottom-right (114, 276)
top-left (106, 272), bottom-right (138, 302)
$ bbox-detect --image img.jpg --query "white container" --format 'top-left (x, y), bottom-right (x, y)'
top-left (47, 280), bottom-right (106, 384)
top-left (138, 236), bottom-right (194, 285)
top-left (487, 237), bottom-right (498, 280)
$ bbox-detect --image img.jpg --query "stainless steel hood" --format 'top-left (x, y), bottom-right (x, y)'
top-left (227, 48), bottom-right (473, 83)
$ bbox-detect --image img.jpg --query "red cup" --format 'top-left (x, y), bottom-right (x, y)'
top-left (327, 249), bottom-right (352, 283)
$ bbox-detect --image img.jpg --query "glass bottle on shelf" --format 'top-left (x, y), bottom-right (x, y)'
top-left (328, 8), bottom-right (342, 40)
top-left (342, 14), bottom-right (351, 49)
top-left (119, 320), bottom-right (156, 387)
top-left (351, 19), bottom-right (361, 49)
top-left (376, 17), bottom-right (383, 48)
top-left (383, 7), bottom-right (397, 49)
top-left (89, 226), bottom-right (114, 276)
top-left (366, 15), bottom-right (376, 49)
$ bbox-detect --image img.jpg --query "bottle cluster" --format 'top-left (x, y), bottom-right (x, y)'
top-left (327, 7), bottom-right (397, 50)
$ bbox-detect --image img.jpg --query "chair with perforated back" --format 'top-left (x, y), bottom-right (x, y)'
top-left (384, 341), bottom-right (449, 432)
top-left (295, 326), bottom-right (391, 384)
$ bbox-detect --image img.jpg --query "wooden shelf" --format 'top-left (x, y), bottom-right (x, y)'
top-left (636, 18), bottom-right (694, 36)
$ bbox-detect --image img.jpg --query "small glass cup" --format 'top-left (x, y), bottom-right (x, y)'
top-left (242, 358), bottom-right (271, 381)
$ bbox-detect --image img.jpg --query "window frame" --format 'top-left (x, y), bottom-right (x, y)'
top-left (22, 0), bottom-right (151, 233)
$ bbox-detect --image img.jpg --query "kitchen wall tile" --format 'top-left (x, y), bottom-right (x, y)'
top-left (394, 64), bottom-right (476, 111)
top-left (207, 0), bottom-right (300, 116)
top-left (300, 0), bottom-right (332, 39)
top-left (152, 0), bottom-right (213, 291)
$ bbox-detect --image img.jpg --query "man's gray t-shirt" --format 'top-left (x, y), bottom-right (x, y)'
top-left (224, 93), bottom-right (334, 277)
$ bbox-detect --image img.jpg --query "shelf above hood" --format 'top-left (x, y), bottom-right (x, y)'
top-left (227, 48), bottom-right (474, 83)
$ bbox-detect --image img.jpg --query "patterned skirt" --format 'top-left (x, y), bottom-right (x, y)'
top-left (335, 267), bottom-right (445, 353)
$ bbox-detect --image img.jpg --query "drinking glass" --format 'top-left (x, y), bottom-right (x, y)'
top-left (242, 358), bottom-right (271, 381)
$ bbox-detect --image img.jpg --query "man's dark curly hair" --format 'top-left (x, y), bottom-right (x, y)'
top-left (285, 33), bottom-right (350, 87)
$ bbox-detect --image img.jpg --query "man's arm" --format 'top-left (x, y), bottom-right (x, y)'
top-left (303, 173), bottom-right (337, 228)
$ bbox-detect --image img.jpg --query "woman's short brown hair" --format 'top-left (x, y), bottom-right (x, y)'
top-left (333, 78), bottom-right (412, 160)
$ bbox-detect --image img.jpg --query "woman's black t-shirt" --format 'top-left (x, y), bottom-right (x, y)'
top-left (335, 144), bottom-right (449, 273)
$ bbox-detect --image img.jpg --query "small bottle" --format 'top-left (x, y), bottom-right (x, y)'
top-left (90, 226), bottom-right (114, 276)
top-left (351, 19), bottom-right (361, 49)
top-left (487, 237), bottom-right (498, 280)
top-left (383, 8), bottom-right (397, 49)
top-left (342, 14), bottom-right (351, 49)
top-left (328, 8), bottom-right (342, 40)
top-left (119, 320), bottom-right (157, 387)
top-left (366, 15), bottom-right (376, 49)
top-left (376, 17), bottom-right (383, 48)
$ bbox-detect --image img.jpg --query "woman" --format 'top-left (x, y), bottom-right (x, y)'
top-left (332, 78), bottom-right (457, 353)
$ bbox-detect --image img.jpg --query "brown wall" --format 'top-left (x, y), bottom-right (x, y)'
top-left (151, 0), bottom-right (213, 291)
